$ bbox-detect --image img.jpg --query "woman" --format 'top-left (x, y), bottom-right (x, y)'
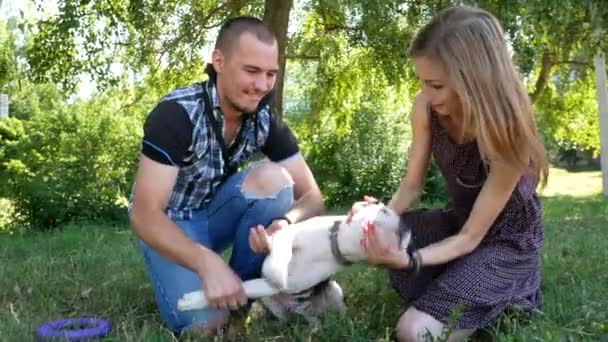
top-left (359, 5), bottom-right (549, 341)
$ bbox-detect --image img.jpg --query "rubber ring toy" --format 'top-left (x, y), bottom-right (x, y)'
top-left (35, 317), bottom-right (111, 341)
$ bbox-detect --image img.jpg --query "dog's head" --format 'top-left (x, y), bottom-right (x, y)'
top-left (338, 203), bottom-right (410, 262)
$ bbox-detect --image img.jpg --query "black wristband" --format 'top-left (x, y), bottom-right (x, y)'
top-left (406, 248), bottom-right (421, 274)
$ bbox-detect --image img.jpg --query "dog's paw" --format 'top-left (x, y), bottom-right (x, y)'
top-left (177, 291), bottom-right (207, 311)
top-left (259, 295), bottom-right (290, 321)
top-left (323, 280), bottom-right (346, 312)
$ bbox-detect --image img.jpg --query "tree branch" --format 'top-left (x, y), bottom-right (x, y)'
top-left (529, 51), bottom-right (593, 104)
top-left (554, 60), bottom-right (592, 67)
top-left (324, 24), bottom-right (358, 32)
top-left (286, 54), bottom-right (320, 60)
top-left (159, 3), bottom-right (228, 55)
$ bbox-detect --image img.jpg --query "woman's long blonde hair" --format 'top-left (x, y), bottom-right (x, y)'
top-left (410, 5), bottom-right (548, 188)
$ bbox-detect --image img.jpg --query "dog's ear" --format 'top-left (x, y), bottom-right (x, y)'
top-left (398, 218), bottom-right (413, 250)
top-left (399, 231), bottom-right (412, 250)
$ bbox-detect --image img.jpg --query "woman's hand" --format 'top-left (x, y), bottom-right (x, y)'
top-left (346, 196), bottom-right (378, 223)
top-left (361, 221), bottom-right (409, 269)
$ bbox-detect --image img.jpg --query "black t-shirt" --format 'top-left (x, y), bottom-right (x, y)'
top-left (141, 100), bottom-right (299, 167)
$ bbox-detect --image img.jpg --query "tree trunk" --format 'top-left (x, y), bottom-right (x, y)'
top-left (529, 49), bottom-right (554, 104)
top-left (263, 0), bottom-right (293, 119)
top-left (593, 53), bottom-right (608, 197)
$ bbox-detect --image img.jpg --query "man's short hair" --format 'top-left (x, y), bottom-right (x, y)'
top-left (215, 16), bottom-right (277, 56)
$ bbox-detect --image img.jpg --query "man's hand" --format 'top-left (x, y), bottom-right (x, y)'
top-left (248, 219), bottom-right (289, 254)
top-left (196, 250), bottom-right (247, 310)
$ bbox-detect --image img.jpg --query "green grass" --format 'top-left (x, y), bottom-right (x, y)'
top-left (1, 168), bottom-right (607, 341)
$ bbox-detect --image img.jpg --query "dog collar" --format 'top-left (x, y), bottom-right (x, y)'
top-left (329, 220), bottom-right (353, 266)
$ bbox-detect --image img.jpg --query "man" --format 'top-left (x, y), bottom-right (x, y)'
top-left (128, 16), bottom-right (324, 335)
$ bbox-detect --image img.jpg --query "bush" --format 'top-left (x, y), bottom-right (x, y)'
top-left (304, 107), bottom-right (446, 207)
top-left (421, 159), bottom-right (448, 206)
top-left (0, 98), bottom-right (141, 229)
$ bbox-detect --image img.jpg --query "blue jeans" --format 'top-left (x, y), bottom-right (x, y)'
top-left (136, 166), bottom-right (294, 334)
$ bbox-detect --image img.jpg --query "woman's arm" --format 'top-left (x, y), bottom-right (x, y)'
top-left (363, 158), bottom-right (521, 269)
top-left (416, 158), bottom-right (521, 265)
top-left (388, 93), bottom-right (432, 214)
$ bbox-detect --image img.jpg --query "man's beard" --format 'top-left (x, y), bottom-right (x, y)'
top-left (228, 96), bottom-right (258, 115)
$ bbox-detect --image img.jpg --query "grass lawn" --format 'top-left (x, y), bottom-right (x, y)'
top-left (1, 168), bottom-right (607, 341)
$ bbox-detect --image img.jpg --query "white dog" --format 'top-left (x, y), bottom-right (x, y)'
top-left (177, 203), bottom-right (410, 321)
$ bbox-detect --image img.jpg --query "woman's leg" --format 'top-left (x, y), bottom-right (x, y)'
top-left (389, 208), bottom-right (459, 303)
top-left (396, 307), bottom-right (475, 342)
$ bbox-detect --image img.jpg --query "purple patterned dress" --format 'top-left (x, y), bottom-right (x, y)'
top-left (388, 110), bottom-right (544, 329)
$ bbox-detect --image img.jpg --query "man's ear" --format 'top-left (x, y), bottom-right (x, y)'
top-left (211, 49), bottom-right (225, 73)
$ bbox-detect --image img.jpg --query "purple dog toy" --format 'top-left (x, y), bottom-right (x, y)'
top-left (35, 317), bottom-right (111, 341)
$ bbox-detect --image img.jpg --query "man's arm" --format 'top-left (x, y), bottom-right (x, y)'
top-left (129, 156), bottom-right (210, 273)
top-left (248, 152), bottom-right (324, 253)
top-left (260, 112), bottom-right (325, 224)
top-left (131, 97), bottom-right (247, 309)
top-left (130, 156), bottom-right (247, 309)
top-left (277, 153), bottom-right (324, 223)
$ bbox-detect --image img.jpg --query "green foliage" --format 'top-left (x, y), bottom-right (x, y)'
top-left (0, 88), bottom-right (142, 229)
top-left (284, 32), bottom-right (415, 206)
top-left (6, 82), bottom-right (66, 121)
top-left (305, 107), bottom-right (409, 206)
top-left (284, 11), bottom-right (450, 206)
top-left (26, 0), bottom-right (264, 92)
top-left (536, 70), bottom-right (600, 162)
top-left (0, 198), bottom-right (18, 232)
top-left (300, 107), bottom-right (447, 207)
top-left (0, 117), bottom-right (26, 194)
top-left (1, 0), bottom-right (603, 227)
top-left (422, 159), bottom-right (449, 205)
top-left (0, 20), bottom-right (18, 91)
top-left (477, 0), bottom-right (608, 75)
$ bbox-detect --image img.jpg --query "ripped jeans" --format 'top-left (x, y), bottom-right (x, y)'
top-left (137, 165), bottom-right (294, 334)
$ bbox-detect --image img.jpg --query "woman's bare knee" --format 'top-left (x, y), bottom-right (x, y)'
top-left (396, 311), bottom-right (419, 341)
top-left (395, 307), bottom-right (475, 341)
top-left (241, 162), bottom-right (293, 198)
top-left (396, 307), bottom-right (449, 342)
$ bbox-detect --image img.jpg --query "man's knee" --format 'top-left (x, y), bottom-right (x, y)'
top-left (242, 162), bottom-right (293, 198)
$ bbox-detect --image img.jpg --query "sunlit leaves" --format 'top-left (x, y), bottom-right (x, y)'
top-left (537, 70), bottom-right (601, 156)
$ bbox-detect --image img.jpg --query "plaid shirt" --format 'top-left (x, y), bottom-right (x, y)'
top-left (130, 79), bottom-right (272, 221)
